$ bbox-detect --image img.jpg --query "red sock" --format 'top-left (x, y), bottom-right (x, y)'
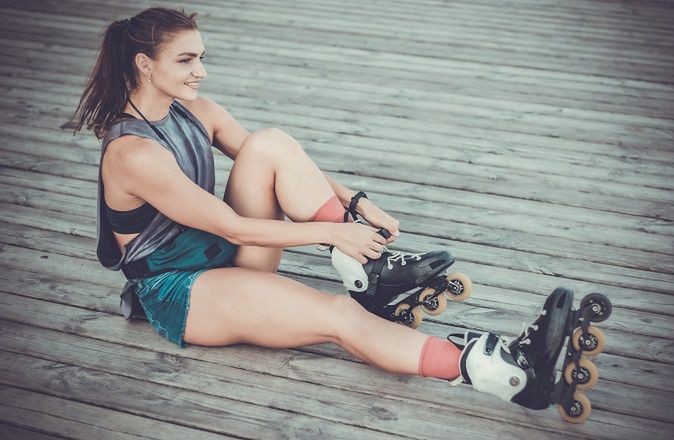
top-left (310, 195), bottom-right (349, 223)
top-left (418, 336), bottom-right (461, 380)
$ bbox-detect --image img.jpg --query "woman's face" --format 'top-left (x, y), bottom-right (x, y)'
top-left (143, 29), bottom-right (207, 100)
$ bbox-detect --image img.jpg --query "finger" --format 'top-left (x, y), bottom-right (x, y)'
top-left (373, 234), bottom-right (387, 245)
top-left (365, 248), bottom-right (381, 260)
top-left (370, 243), bottom-right (384, 253)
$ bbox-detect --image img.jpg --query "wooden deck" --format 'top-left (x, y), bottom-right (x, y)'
top-left (1, 0), bottom-right (673, 438)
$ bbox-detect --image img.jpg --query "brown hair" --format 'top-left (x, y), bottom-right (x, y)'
top-left (72, 7), bottom-right (198, 138)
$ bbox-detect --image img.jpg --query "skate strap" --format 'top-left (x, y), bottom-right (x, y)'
top-left (510, 346), bottom-right (531, 370)
top-left (483, 333), bottom-right (499, 355)
top-left (344, 191), bottom-right (368, 222)
top-left (365, 256), bottom-right (388, 297)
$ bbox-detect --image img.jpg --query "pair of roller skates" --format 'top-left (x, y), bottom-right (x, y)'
top-left (330, 225), bottom-right (473, 328)
top-left (449, 287), bottom-right (612, 424)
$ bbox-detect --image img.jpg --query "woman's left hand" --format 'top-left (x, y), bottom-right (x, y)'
top-left (357, 198), bottom-right (400, 244)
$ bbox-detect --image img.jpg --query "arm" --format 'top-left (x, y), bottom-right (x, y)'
top-left (324, 173), bottom-right (400, 236)
top-left (324, 173), bottom-right (356, 208)
top-left (112, 137), bottom-right (336, 248)
top-left (199, 96), bottom-right (250, 160)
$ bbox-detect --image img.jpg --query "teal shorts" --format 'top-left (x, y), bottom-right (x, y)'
top-left (133, 228), bottom-right (238, 347)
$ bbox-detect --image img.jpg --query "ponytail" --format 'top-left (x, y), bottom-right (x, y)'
top-left (72, 8), bottom-right (198, 139)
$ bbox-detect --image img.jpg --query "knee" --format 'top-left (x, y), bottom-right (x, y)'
top-left (327, 294), bottom-right (368, 344)
top-left (239, 128), bottom-right (302, 161)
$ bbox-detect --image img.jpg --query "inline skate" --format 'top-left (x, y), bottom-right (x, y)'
top-left (331, 226), bottom-right (472, 328)
top-left (448, 287), bottom-right (612, 423)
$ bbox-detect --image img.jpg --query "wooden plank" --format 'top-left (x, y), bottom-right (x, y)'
top-left (3, 103), bottom-right (674, 221)
top-left (1, 236), bottom-right (672, 366)
top-left (2, 162), bottom-right (671, 258)
top-left (5, 33), bottom-right (674, 122)
top-left (5, 3), bottom-right (674, 98)
top-left (0, 321), bottom-right (581, 440)
top-left (2, 58), bottom-right (674, 170)
top-left (2, 131), bottom-right (672, 243)
top-left (2, 24), bottom-right (671, 152)
top-left (2, 167), bottom-right (673, 302)
top-left (3, 1), bottom-right (673, 82)
top-left (0, 386), bottom-right (232, 440)
top-left (2, 140), bottom-right (673, 266)
top-left (0, 297), bottom-right (671, 439)
top-left (2, 191), bottom-right (672, 319)
top-left (0, 422), bottom-right (68, 440)
top-left (2, 257), bottom-right (672, 395)
top-left (0, 350), bottom-right (406, 440)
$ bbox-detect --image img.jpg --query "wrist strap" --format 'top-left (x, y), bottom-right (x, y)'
top-left (344, 191), bottom-right (368, 222)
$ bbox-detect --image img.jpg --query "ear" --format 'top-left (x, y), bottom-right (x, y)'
top-left (133, 52), bottom-right (153, 77)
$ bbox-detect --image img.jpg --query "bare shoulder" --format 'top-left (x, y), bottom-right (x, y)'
top-left (103, 135), bottom-right (171, 180)
top-left (177, 96), bottom-right (222, 141)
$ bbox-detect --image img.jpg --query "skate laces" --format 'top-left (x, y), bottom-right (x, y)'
top-left (515, 309), bottom-right (546, 346)
top-left (384, 249), bottom-right (422, 270)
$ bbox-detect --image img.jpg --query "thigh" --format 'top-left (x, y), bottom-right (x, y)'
top-left (183, 266), bottom-right (358, 348)
top-left (224, 138), bottom-right (284, 272)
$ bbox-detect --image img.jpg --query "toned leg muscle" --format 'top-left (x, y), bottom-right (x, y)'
top-left (224, 128), bottom-right (339, 271)
top-left (183, 267), bottom-right (428, 375)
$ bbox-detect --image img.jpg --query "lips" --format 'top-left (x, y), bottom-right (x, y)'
top-left (185, 81), bottom-right (200, 89)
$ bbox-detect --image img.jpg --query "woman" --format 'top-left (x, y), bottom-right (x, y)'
top-left (72, 7), bottom-right (602, 424)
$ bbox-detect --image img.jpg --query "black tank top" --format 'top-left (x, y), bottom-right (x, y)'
top-left (105, 201), bottom-right (158, 233)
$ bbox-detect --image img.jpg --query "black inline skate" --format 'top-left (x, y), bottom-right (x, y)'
top-left (448, 287), bottom-right (612, 423)
top-left (331, 226), bottom-right (472, 328)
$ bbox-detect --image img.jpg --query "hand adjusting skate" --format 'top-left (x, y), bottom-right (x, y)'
top-left (447, 288), bottom-right (612, 424)
top-left (330, 200), bottom-right (472, 327)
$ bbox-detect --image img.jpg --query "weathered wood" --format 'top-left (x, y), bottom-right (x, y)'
top-left (0, 321), bottom-right (580, 440)
top-left (2, 257), bottom-right (672, 395)
top-left (1, 297), bottom-right (671, 439)
top-left (1, 236), bottom-right (673, 367)
top-left (0, 421), bottom-right (68, 440)
top-left (2, 38), bottom-right (674, 160)
top-left (1, 0), bottom-right (673, 437)
top-left (2, 174), bottom-right (674, 310)
top-left (0, 386), bottom-right (233, 440)
top-left (4, 0), bottom-right (674, 83)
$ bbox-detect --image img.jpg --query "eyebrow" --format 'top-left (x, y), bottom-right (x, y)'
top-left (177, 50), bottom-right (206, 57)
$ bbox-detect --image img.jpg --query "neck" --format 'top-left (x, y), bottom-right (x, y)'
top-left (126, 88), bottom-right (173, 121)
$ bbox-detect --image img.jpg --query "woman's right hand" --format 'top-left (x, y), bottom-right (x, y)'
top-left (330, 223), bottom-right (389, 264)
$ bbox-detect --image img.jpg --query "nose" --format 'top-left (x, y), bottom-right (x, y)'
top-left (193, 58), bottom-right (207, 79)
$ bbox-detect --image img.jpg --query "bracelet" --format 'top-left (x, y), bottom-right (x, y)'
top-left (344, 191), bottom-right (368, 222)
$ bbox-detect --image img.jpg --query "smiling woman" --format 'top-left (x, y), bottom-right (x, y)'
top-left (68, 6), bottom-right (601, 425)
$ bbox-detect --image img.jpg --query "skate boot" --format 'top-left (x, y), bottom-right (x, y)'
top-left (331, 227), bottom-right (472, 328)
top-left (448, 287), bottom-right (612, 423)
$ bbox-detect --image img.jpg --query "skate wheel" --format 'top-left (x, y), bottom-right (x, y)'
top-left (580, 293), bottom-right (612, 323)
top-left (572, 326), bottom-right (606, 356)
top-left (394, 303), bottom-right (422, 329)
top-left (445, 272), bottom-right (473, 301)
top-left (564, 357), bottom-right (599, 390)
top-left (557, 392), bottom-right (591, 424)
top-left (419, 288), bottom-right (447, 316)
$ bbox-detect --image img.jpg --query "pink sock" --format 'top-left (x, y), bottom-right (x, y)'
top-left (418, 336), bottom-right (461, 380)
top-left (310, 195), bottom-right (349, 223)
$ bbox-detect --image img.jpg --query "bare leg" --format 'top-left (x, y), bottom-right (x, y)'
top-left (224, 128), bottom-right (338, 272)
top-left (184, 267), bottom-right (429, 374)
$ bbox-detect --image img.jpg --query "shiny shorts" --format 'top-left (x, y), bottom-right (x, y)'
top-left (132, 227), bottom-right (238, 348)
top-left (135, 269), bottom-right (209, 348)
